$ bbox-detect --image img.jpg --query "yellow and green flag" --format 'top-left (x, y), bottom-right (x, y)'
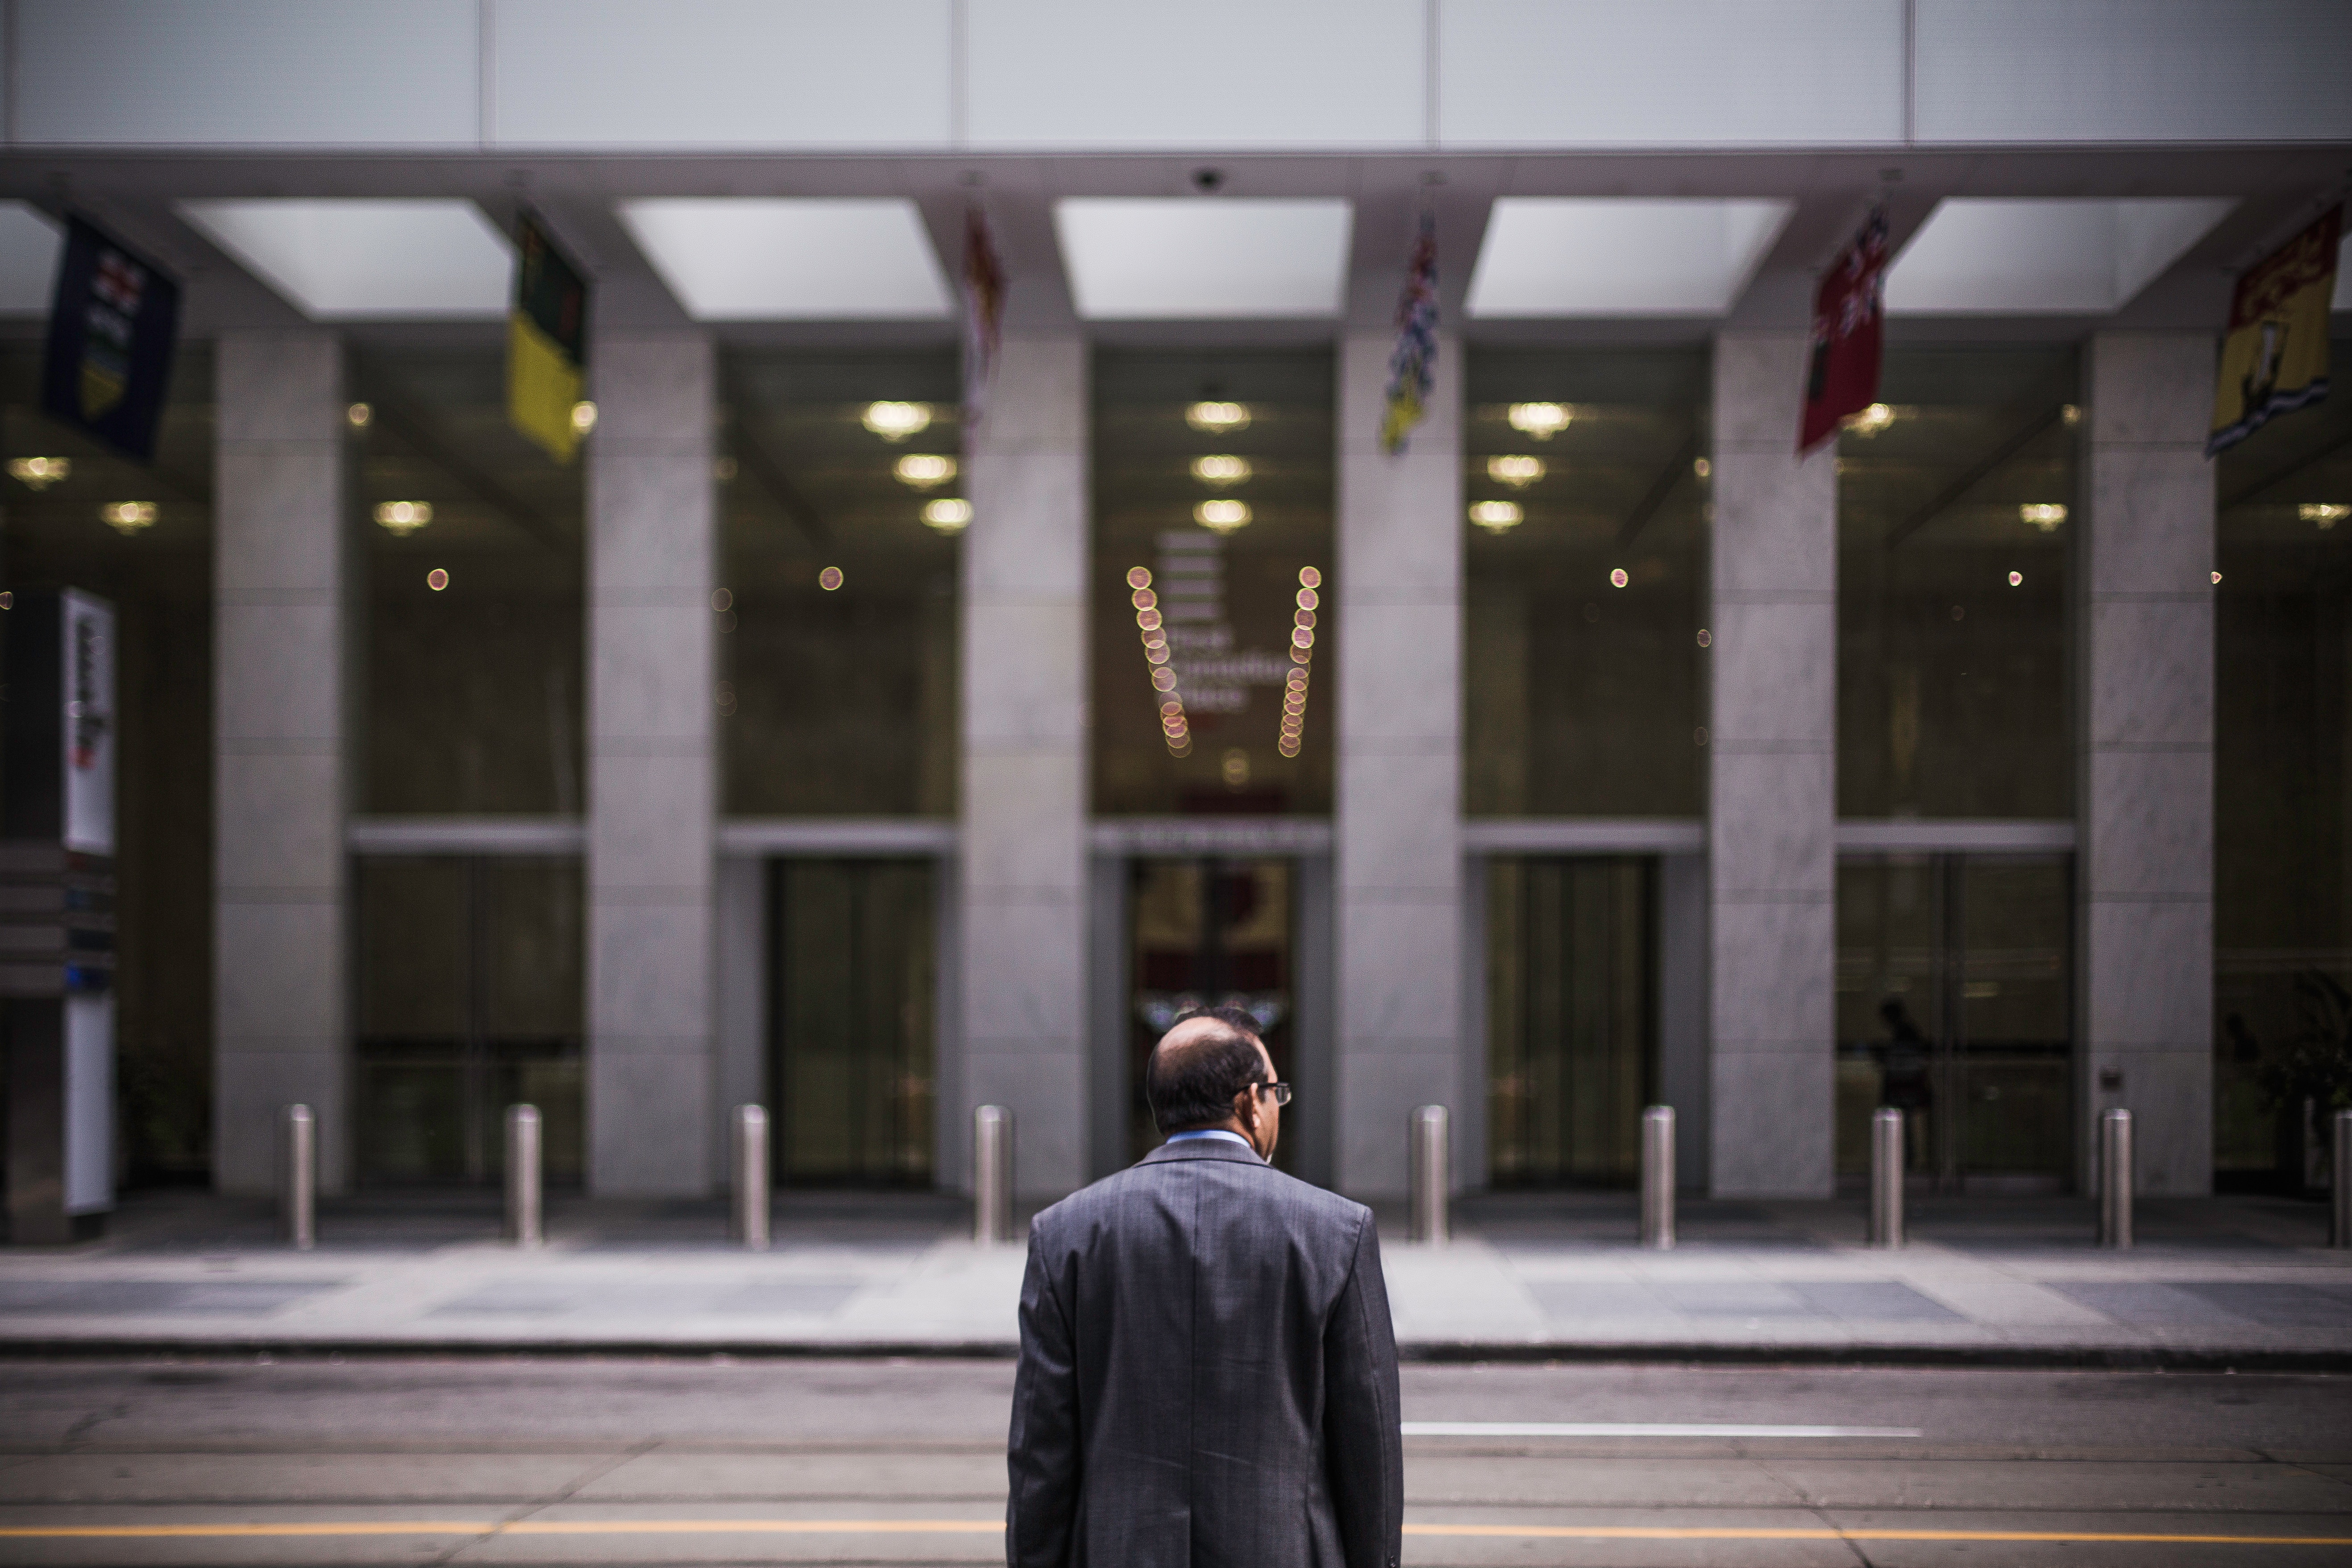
top-left (509, 215), bottom-right (588, 463)
top-left (2208, 205), bottom-right (2338, 458)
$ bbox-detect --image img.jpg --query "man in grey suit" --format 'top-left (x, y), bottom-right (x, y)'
top-left (1007, 1006), bottom-right (1402, 1568)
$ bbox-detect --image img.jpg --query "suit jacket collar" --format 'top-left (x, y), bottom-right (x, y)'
top-left (1142, 1137), bottom-right (1266, 1166)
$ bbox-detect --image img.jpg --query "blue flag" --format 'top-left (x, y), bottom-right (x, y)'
top-left (43, 215), bottom-right (181, 463)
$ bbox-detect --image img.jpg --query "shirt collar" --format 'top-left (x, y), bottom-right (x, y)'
top-left (1164, 1128), bottom-right (1258, 1156)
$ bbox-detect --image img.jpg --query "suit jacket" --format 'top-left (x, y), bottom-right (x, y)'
top-left (1006, 1137), bottom-right (1402, 1568)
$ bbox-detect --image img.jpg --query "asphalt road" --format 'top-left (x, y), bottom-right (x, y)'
top-left (2, 1356), bottom-right (2348, 1566)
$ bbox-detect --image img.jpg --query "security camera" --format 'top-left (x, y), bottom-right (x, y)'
top-left (1191, 168), bottom-right (1226, 195)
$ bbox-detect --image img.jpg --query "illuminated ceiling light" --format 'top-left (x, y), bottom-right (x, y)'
top-left (922, 498), bottom-right (973, 534)
top-left (864, 401), bottom-right (932, 441)
top-left (570, 401), bottom-right (598, 434)
top-left (9, 456), bottom-right (69, 490)
top-left (819, 566), bottom-right (844, 591)
top-left (2061, 404), bottom-right (2082, 427)
top-left (373, 500), bottom-right (433, 535)
top-left (1186, 401), bottom-right (1251, 435)
top-left (1469, 500), bottom-right (1523, 533)
top-left (1195, 499), bottom-right (1251, 534)
top-left (1488, 455), bottom-right (1546, 488)
top-left (1693, 457), bottom-right (1711, 478)
top-left (175, 199), bottom-right (514, 319)
top-left (1609, 568), bottom-right (1629, 588)
top-left (99, 501), bottom-right (156, 534)
top-left (1192, 454), bottom-right (1251, 484)
top-left (1507, 403), bottom-right (1571, 440)
top-left (1846, 403), bottom-right (1896, 436)
top-left (2300, 503), bottom-right (2349, 528)
top-left (2019, 503), bottom-right (2068, 530)
top-left (2008, 571), bottom-right (2024, 586)
top-left (893, 453), bottom-right (957, 489)
top-left (346, 402), bottom-right (372, 428)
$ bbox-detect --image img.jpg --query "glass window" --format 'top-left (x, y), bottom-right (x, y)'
top-left (1093, 351), bottom-right (1333, 816)
top-left (1835, 855), bottom-right (2073, 1189)
top-left (1463, 349), bottom-right (1708, 817)
top-left (1838, 347), bottom-right (2076, 818)
top-left (2214, 344), bottom-right (2352, 1188)
top-left (720, 352), bottom-right (960, 817)
top-left (0, 343), bottom-right (214, 1185)
top-left (356, 347), bottom-right (584, 815)
top-left (353, 856), bottom-right (584, 1186)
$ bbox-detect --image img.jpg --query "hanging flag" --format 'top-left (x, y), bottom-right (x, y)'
top-left (508, 214), bottom-right (589, 464)
top-left (42, 215), bottom-right (181, 462)
top-left (2208, 205), bottom-right (2340, 458)
top-left (1380, 214), bottom-right (1438, 455)
top-left (961, 207), bottom-right (1007, 432)
top-left (1797, 207), bottom-right (1890, 455)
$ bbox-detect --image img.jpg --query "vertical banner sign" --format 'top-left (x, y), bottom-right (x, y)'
top-left (62, 591), bottom-right (116, 859)
top-left (508, 214), bottom-right (590, 464)
top-left (2208, 206), bottom-right (2340, 458)
top-left (1380, 213), bottom-right (1439, 454)
top-left (961, 208), bottom-right (1006, 432)
top-left (1797, 208), bottom-right (1890, 455)
top-left (41, 216), bottom-right (181, 462)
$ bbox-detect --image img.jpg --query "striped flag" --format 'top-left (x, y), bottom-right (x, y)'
top-left (1380, 214), bottom-right (1438, 455)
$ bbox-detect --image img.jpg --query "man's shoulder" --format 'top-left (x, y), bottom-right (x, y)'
top-left (1031, 1155), bottom-right (1372, 1240)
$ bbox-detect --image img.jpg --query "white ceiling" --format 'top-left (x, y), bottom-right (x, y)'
top-left (1886, 198), bottom-right (2238, 315)
top-left (1053, 199), bottom-right (1352, 320)
top-left (1464, 199), bottom-right (1793, 318)
top-left (0, 203), bottom-right (60, 313)
top-left (615, 198), bottom-right (954, 320)
top-left (175, 199), bottom-right (513, 319)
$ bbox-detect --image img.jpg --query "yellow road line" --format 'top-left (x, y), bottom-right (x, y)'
top-left (1, 1519), bottom-right (2348, 1547)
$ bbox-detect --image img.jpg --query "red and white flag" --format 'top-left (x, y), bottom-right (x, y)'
top-left (1797, 208), bottom-right (1890, 455)
top-left (961, 208), bottom-right (1006, 431)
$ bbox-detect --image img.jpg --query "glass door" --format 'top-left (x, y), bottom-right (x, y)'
top-left (1837, 854), bottom-right (2074, 1190)
top-left (768, 858), bottom-right (936, 1185)
top-left (1485, 856), bottom-right (1657, 1186)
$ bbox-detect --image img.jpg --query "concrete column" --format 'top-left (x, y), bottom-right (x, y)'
top-left (1708, 332), bottom-right (1837, 1198)
top-left (213, 334), bottom-right (349, 1196)
top-left (959, 336), bottom-right (1088, 1200)
top-left (586, 333), bottom-right (716, 1196)
top-left (1334, 331), bottom-right (1463, 1200)
top-left (2079, 333), bottom-right (2215, 1195)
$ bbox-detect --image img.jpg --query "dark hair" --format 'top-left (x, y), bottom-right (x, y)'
top-left (1145, 1009), bottom-right (1266, 1133)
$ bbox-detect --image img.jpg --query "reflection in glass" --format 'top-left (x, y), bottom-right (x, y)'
top-left (1835, 855), bottom-right (2072, 1189)
top-left (1126, 859), bottom-right (1296, 1168)
top-left (1095, 353), bottom-right (1332, 815)
top-left (353, 857), bottom-right (585, 1186)
top-left (1464, 350), bottom-right (1706, 817)
top-left (0, 344), bottom-right (214, 1184)
top-left (770, 859), bottom-right (936, 1184)
top-left (1838, 348), bottom-right (2075, 818)
top-left (357, 347), bottom-right (584, 815)
top-left (1486, 857), bottom-right (1655, 1186)
top-left (722, 353), bottom-right (959, 816)
top-left (2214, 339), bottom-right (2352, 1188)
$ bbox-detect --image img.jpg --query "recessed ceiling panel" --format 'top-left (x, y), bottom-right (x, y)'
top-left (1887, 198), bottom-right (2236, 314)
top-left (617, 199), bottom-right (952, 320)
top-left (1053, 199), bottom-right (1351, 320)
top-left (0, 204), bottom-right (62, 313)
top-left (177, 199), bottom-right (513, 319)
top-left (1464, 199), bottom-right (1793, 317)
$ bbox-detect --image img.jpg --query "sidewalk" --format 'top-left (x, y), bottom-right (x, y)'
top-left (2, 1188), bottom-right (2347, 1366)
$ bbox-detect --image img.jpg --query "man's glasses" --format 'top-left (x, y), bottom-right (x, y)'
top-left (1254, 1081), bottom-right (1292, 1106)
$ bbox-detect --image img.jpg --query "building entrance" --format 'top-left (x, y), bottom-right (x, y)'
top-left (1484, 856), bottom-right (1658, 1187)
top-left (1124, 858), bottom-right (1300, 1170)
top-left (1836, 855), bottom-right (2074, 1190)
top-left (767, 859), bottom-right (936, 1185)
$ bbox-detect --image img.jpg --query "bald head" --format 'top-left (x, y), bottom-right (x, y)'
top-left (1146, 1011), bottom-right (1268, 1134)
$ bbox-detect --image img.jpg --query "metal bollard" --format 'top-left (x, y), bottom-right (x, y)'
top-left (973, 1105), bottom-right (1014, 1246)
top-left (1639, 1105), bottom-right (1675, 1250)
top-left (1868, 1106), bottom-right (1905, 1248)
top-left (2099, 1107), bottom-right (2134, 1250)
top-left (281, 1104), bottom-right (316, 1251)
top-left (504, 1105), bottom-right (542, 1247)
top-left (732, 1104), bottom-right (770, 1251)
top-left (2332, 1109), bottom-right (2351, 1250)
top-left (1409, 1106), bottom-right (1450, 1245)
